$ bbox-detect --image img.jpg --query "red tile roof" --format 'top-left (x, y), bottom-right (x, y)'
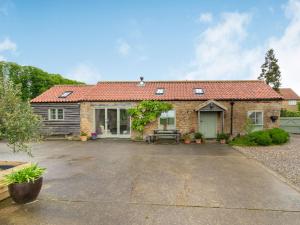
top-left (31, 80), bottom-right (283, 103)
top-left (30, 85), bottom-right (92, 103)
top-left (279, 88), bottom-right (300, 100)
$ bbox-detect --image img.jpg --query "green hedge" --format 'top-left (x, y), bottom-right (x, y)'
top-left (281, 109), bottom-right (300, 117)
top-left (230, 128), bottom-right (289, 146)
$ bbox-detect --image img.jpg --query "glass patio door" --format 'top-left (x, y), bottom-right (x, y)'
top-left (95, 108), bottom-right (130, 138)
top-left (107, 109), bottom-right (118, 136)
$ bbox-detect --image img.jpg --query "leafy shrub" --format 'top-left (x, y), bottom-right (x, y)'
top-left (248, 131), bottom-right (272, 146)
top-left (230, 128), bottom-right (289, 146)
top-left (281, 109), bottom-right (300, 117)
top-left (230, 136), bottom-right (257, 146)
top-left (4, 164), bottom-right (45, 184)
top-left (194, 132), bottom-right (203, 140)
top-left (268, 128), bottom-right (289, 144)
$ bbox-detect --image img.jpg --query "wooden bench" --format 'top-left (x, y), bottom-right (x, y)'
top-left (147, 130), bottom-right (181, 144)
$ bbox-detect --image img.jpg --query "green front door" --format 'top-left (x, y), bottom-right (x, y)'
top-left (200, 112), bottom-right (217, 138)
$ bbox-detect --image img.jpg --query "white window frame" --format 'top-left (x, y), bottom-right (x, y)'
top-left (247, 110), bottom-right (264, 130)
top-left (288, 100), bottom-right (297, 106)
top-left (158, 110), bottom-right (176, 130)
top-left (156, 88), bottom-right (165, 95)
top-left (194, 88), bottom-right (204, 95)
top-left (59, 91), bottom-right (73, 98)
top-left (48, 108), bottom-right (64, 121)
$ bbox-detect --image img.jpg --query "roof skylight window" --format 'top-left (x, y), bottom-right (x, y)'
top-left (194, 88), bottom-right (204, 95)
top-left (59, 91), bottom-right (73, 98)
top-left (156, 88), bottom-right (165, 95)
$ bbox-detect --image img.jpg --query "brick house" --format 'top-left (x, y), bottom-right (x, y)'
top-left (31, 79), bottom-right (283, 139)
top-left (279, 88), bottom-right (300, 111)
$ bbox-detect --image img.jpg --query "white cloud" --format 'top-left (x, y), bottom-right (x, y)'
top-left (185, 12), bottom-right (263, 80)
top-left (268, 0), bottom-right (300, 94)
top-left (117, 39), bottom-right (131, 56)
top-left (198, 13), bottom-right (213, 23)
top-left (0, 37), bottom-right (17, 61)
top-left (68, 62), bottom-right (101, 84)
top-left (0, 37), bottom-right (16, 52)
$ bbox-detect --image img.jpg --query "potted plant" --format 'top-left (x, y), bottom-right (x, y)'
top-left (217, 133), bottom-right (230, 144)
top-left (4, 164), bottom-right (45, 204)
top-left (91, 132), bottom-right (97, 140)
top-left (194, 132), bottom-right (203, 144)
top-left (183, 133), bottom-right (191, 144)
top-left (80, 131), bottom-right (88, 141)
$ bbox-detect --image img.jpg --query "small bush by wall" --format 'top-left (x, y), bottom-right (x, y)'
top-left (248, 131), bottom-right (272, 146)
top-left (268, 128), bottom-right (290, 144)
top-left (230, 128), bottom-right (289, 146)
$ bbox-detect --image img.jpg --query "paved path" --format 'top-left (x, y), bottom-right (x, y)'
top-left (0, 140), bottom-right (300, 225)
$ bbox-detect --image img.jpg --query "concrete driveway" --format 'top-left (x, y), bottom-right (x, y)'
top-left (0, 140), bottom-right (300, 225)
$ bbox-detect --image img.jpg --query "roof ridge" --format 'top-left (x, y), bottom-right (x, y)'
top-left (53, 84), bottom-right (94, 87)
top-left (97, 80), bottom-right (264, 83)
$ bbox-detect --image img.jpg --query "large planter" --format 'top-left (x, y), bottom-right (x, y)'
top-left (8, 177), bottom-right (43, 204)
top-left (0, 161), bottom-right (31, 201)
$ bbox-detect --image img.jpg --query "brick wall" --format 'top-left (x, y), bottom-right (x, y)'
top-left (282, 100), bottom-right (299, 112)
top-left (80, 100), bottom-right (282, 138)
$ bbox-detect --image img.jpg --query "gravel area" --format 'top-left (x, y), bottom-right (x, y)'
top-left (235, 134), bottom-right (300, 190)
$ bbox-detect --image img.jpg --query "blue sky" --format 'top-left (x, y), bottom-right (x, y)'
top-left (0, 0), bottom-right (299, 93)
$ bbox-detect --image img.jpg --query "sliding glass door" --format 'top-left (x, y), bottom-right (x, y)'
top-left (95, 108), bottom-right (131, 138)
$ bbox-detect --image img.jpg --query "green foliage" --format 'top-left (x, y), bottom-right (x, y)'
top-left (248, 130), bottom-right (272, 146)
top-left (298, 102), bottom-right (300, 111)
top-left (4, 164), bottom-right (45, 185)
top-left (182, 133), bottom-right (192, 140)
top-left (268, 128), bottom-right (289, 144)
top-left (258, 49), bottom-right (281, 91)
top-left (0, 61), bottom-right (83, 100)
top-left (280, 109), bottom-right (300, 117)
top-left (128, 101), bottom-right (173, 136)
top-left (0, 76), bottom-right (41, 155)
top-left (216, 133), bottom-right (230, 141)
top-left (230, 128), bottom-right (289, 146)
top-left (230, 136), bottom-right (257, 146)
top-left (80, 131), bottom-right (88, 136)
top-left (194, 132), bottom-right (203, 140)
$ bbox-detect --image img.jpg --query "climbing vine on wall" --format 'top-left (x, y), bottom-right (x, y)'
top-left (128, 101), bottom-right (173, 137)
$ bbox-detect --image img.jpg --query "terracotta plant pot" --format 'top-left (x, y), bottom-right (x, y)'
top-left (8, 177), bottom-right (43, 204)
top-left (220, 139), bottom-right (226, 144)
top-left (80, 136), bottom-right (88, 142)
top-left (184, 139), bottom-right (191, 144)
top-left (195, 139), bottom-right (202, 144)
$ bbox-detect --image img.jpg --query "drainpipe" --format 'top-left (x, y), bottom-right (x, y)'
top-left (230, 101), bottom-right (235, 135)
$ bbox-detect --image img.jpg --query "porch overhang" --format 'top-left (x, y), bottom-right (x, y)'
top-left (195, 100), bottom-right (228, 112)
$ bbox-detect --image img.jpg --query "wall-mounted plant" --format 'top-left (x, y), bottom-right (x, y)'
top-left (128, 101), bottom-right (173, 137)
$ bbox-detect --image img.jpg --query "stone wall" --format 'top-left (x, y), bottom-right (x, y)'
top-left (80, 100), bottom-right (282, 138)
top-left (80, 102), bottom-right (93, 135)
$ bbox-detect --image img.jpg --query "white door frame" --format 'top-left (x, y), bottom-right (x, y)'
top-left (93, 106), bottom-right (131, 138)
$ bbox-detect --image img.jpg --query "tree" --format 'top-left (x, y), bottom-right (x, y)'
top-left (0, 75), bottom-right (41, 155)
top-left (258, 49), bottom-right (281, 91)
top-left (0, 61), bottom-right (83, 100)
